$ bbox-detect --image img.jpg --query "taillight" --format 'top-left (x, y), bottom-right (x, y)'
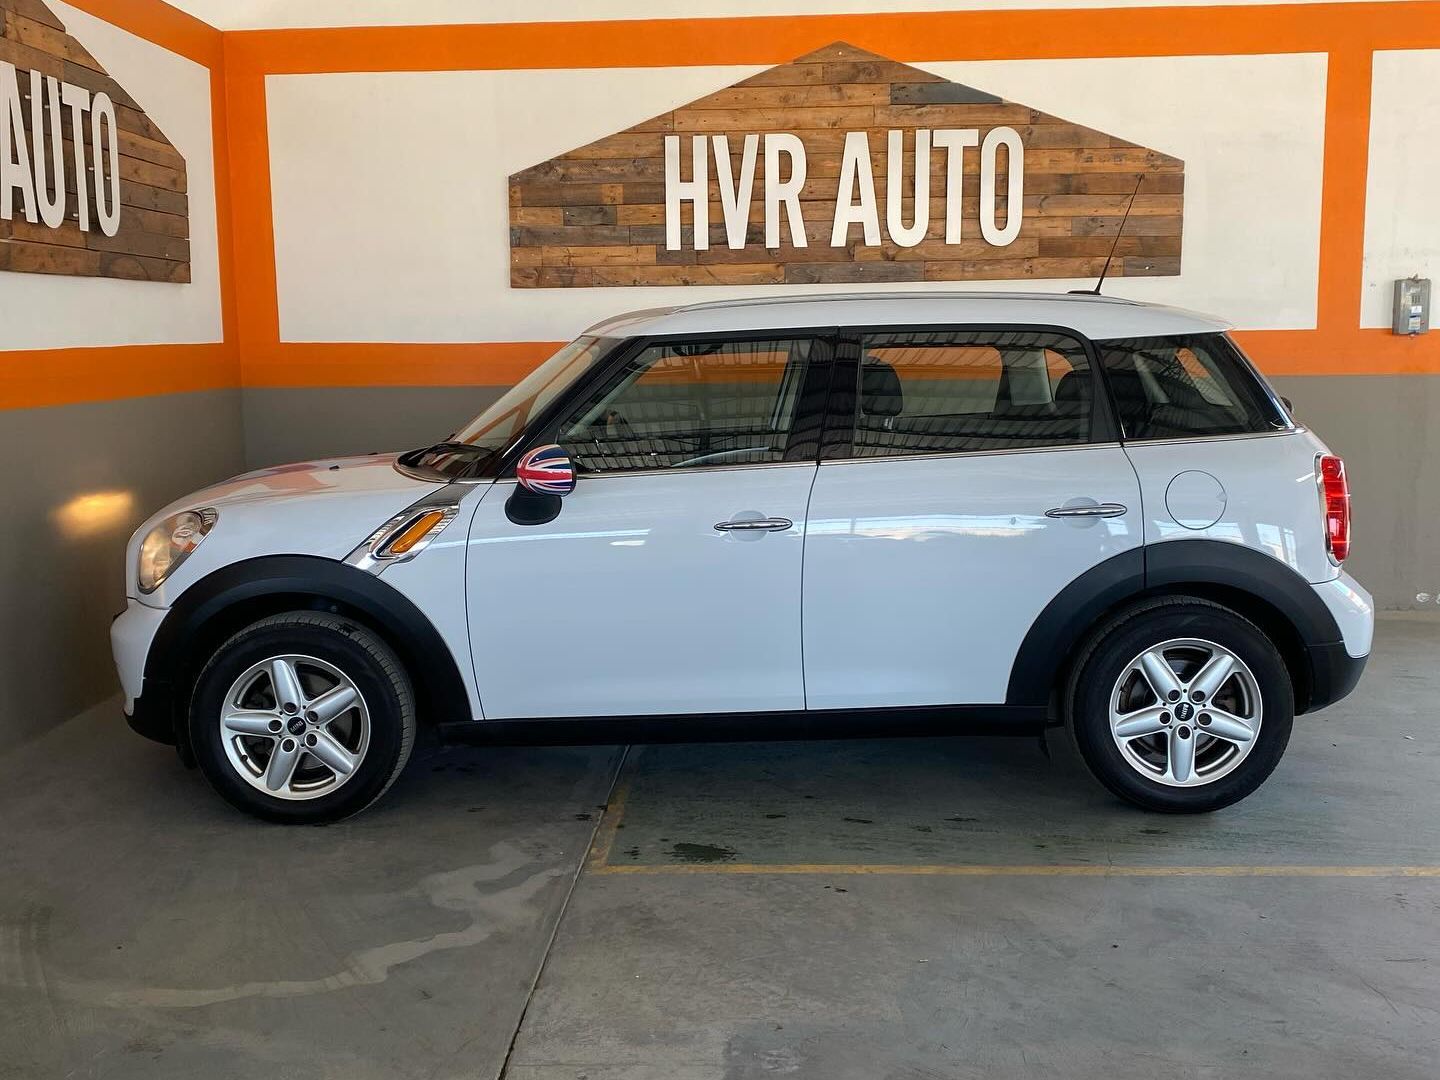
top-left (1316, 454), bottom-right (1350, 563)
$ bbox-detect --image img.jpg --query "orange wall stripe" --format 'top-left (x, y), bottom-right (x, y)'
top-left (1316, 48), bottom-right (1374, 333)
top-left (210, 60), bottom-right (238, 349)
top-left (222, 3), bottom-right (1440, 75)
top-left (241, 342), bottom-right (565, 389)
top-left (224, 59), bottom-right (279, 377)
top-left (1238, 329), bottom-right (1440, 377)
top-left (0, 344), bottom-right (237, 410)
top-left (58, 0), bottom-right (222, 68)
top-left (236, 332), bottom-right (1437, 389)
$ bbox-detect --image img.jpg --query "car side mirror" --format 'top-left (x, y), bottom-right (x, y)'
top-left (1280, 396), bottom-right (1294, 413)
top-left (507, 444), bottom-right (575, 526)
top-left (516, 444), bottom-right (577, 496)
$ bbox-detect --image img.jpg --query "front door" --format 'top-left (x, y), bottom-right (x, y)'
top-left (465, 334), bottom-right (828, 719)
top-left (802, 327), bottom-right (1143, 709)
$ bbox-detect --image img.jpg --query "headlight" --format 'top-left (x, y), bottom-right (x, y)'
top-left (137, 509), bottom-right (216, 593)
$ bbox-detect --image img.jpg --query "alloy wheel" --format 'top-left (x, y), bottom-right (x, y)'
top-left (1108, 637), bottom-right (1263, 787)
top-left (218, 654), bottom-right (371, 801)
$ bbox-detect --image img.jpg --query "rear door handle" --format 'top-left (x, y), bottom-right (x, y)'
top-left (1045, 503), bottom-right (1128, 519)
top-left (714, 517), bottom-right (793, 532)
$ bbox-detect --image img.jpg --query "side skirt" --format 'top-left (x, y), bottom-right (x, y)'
top-left (436, 704), bottom-right (1047, 748)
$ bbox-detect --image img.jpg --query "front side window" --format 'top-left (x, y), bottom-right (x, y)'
top-left (556, 337), bottom-right (817, 473)
top-left (845, 329), bottom-right (1096, 458)
top-left (1097, 334), bottom-right (1287, 441)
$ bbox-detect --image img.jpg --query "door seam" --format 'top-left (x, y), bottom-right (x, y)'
top-left (799, 462), bottom-right (821, 711)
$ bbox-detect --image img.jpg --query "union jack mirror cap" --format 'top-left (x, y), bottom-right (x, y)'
top-left (516, 444), bottom-right (577, 496)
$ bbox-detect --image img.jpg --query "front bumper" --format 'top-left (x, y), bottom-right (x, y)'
top-left (112, 599), bottom-right (177, 746)
top-left (111, 598), bottom-right (168, 714)
top-left (126, 686), bottom-right (177, 745)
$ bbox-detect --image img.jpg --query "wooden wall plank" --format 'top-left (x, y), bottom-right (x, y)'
top-left (508, 41), bottom-right (1182, 289)
top-left (0, 0), bottom-right (189, 283)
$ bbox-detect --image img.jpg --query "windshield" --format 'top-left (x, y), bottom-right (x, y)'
top-left (452, 335), bottom-right (614, 450)
top-left (398, 335), bottom-right (615, 480)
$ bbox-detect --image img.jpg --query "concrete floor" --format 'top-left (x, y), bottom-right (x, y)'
top-left (2, 616), bottom-right (1437, 1080)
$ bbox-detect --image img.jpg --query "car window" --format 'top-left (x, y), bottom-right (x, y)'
top-left (845, 329), bottom-right (1096, 457)
top-left (556, 337), bottom-right (816, 473)
top-left (1097, 333), bottom-right (1287, 441)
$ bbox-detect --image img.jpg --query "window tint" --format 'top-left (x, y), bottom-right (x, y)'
top-left (557, 338), bottom-right (815, 472)
top-left (847, 330), bottom-right (1095, 457)
top-left (1098, 334), bottom-right (1286, 441)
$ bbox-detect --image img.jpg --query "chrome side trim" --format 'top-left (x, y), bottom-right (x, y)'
top-left (1121, 427), bottom-right (1304, 449)
top-left (492, 460), bottom-right (819, 483)
top-left (817, 441), bottom-right (1122, 467)
top-left (345, 488), bottom-right (464, 575)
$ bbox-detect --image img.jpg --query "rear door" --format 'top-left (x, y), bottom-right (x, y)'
top-left (1095, 333), bottom-right (1332, 582)
top-left (801, 326), bottom-right (1143, 709)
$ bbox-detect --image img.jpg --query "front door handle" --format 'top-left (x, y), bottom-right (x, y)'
top-left (1045, 502), bottom-right (1128, 519)
top-left (714, 517), bottom-right (793, 532)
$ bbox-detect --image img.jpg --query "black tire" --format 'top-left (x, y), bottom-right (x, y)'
top-left (1068, 597), bottom-right (1294, 813)
top-left (189, 612), bottom-right (416, 823)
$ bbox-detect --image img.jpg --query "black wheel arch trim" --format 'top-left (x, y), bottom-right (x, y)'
top-left (141, 555), bottom-right (473, 750)
top-left (1006, 539), bottom-right (1345, 714)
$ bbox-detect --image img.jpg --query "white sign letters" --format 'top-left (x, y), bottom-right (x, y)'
top-left (664, 126), bottom-right (1024, 253)
top-left (0, 59), bottom-right (122, 237)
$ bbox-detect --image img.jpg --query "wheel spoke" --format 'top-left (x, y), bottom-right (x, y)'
top-left (264, 738), bottom-right (303, 791)
top-left (223, 709), bottom-right (279, 737)
top-left (1168, 726), bottom-right (1196, 783)
top-left (307, 683), bottom-right (359, 725)
top-left (1190, 650), bottom-right (1237, 702)
top-left (269, 658), bottom-right (305, 712)
top-left (1113, 705), bottom-right (1169, 740)
top-left (1201, 707), bottom-right (1256, 744)
top-left (307, 730), bottom-right (360, 776)
top-left (1138, 650), bottom-right (1183, 701)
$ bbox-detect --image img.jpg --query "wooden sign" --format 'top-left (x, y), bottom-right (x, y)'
top-left (0, 0), bottom-right (189, 282)
top-left (509, 43), bottom-right (1183, 289)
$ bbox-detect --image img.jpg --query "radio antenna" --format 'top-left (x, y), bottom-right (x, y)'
top-left (1073, 174), bottom-right (1144, 296)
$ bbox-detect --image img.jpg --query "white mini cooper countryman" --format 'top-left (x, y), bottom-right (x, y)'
top-left (113, 293), bottom-right (1373, 823)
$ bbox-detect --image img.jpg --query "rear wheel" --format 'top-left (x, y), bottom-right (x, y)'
top-left (1069, 598), bottom-right (1293, 813)
top-left (189, 612), bottom-right (416, 823)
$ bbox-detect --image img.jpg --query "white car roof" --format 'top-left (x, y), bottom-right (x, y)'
top-left (583, 291), bottom-right (1231, 341)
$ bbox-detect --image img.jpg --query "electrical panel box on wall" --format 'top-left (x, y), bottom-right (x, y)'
top-left (1392, 277), bottom-right (1431, 335)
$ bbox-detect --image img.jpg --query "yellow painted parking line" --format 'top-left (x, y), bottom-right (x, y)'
top-left (585, 748), bottom-right (636, 870)
top-left (591, 863), bottom-right (1440, 878)
top-left (582, 749), bottom-right (1438, 880)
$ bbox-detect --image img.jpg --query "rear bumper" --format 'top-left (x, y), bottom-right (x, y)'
top-left (1304, 642), bottom-right (1368, 712)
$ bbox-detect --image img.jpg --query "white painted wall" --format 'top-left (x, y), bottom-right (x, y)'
top-left (171, 0), bottom-right (1390, 32)
top-left (1362, 49), bottom-right (1440, 329)
top-left (0, 1), bottom-right (222, 350)
top-left (267, 52), bottom-right (1325, 343)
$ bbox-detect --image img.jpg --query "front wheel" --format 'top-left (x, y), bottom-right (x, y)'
top-left (1069, 598), bottom-right (1294, 813)
top-left (189, 612), bottom-right (416, 823)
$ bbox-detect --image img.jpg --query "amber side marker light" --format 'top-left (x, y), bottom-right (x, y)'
top-left (381, 510), bottom-right (448, 556)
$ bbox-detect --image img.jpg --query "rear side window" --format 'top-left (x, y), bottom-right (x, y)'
top-left (1097, 334), bottom-right (1286, 441)
top-left (847, 329), bottom-right (1096, 457)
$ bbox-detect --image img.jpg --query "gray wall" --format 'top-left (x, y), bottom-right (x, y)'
top-left (1275, 374), bottom-right (1440, 612)
top-left (0, 390), bottom-right (245, 745)
top-left (241, 386), bottom-right (504, 469)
